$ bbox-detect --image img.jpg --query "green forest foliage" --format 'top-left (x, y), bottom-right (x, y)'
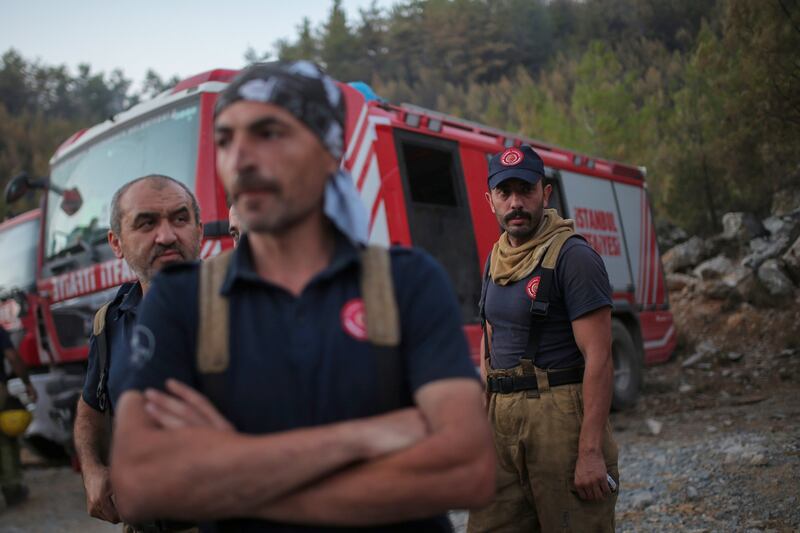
top-left (273, 0), bottom-right (800, 233)
top-left (1, 0), bottom-right (798, 234)
top-left (0, 55), bottom-right (178, 218)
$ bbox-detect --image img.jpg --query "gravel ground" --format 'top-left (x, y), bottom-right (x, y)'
top-left (0, 466), bottom-right (116, 533)
top-left (2, 354), bottom-right (798, 532)
top-left (612, 387), bottom-right (800, 532)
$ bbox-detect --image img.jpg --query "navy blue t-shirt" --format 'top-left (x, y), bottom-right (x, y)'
top-left (81, 282), bottom-right (142, 413)
top-left (484, 237), bottom-right (613, 370)
top-left (123, 233), bottom-right (476, 532)
top-left (0, 325), bottom-right (12, 383)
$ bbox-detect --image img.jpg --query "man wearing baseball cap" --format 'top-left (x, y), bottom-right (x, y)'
top-left (468, 145), bottom-right (619, 532)
top-left (111, 60), bottom-right (494, 532)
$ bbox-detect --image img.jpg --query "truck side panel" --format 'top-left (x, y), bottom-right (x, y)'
top-left (557, 170), bottom-right (633, 293)
top-left (613, 182), bottom-right (675, 364)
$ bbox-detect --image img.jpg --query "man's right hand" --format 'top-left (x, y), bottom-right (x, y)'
top-left (83, 465), bottom-right (120, 523)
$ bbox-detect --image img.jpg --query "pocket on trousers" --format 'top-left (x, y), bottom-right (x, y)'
top-left (550, 385), bottom-right (579, 417)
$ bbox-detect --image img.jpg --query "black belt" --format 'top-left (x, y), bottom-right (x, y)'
top-left (487, 366), bottom-right (584, 394)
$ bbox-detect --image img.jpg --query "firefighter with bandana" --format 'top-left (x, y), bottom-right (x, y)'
top-left (110, 61), bottom-right (495, 532)
top-left (468, 145), bottom-right (619, 532)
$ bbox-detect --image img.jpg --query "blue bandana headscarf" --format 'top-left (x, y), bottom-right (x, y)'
top-left (216, 61), bottom-right (369, 245)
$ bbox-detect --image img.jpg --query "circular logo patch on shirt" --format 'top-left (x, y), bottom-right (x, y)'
top-left (526, 276), bottom-right (542, 300)
top-left (500, 147), bottom-right (523, 166)
top-left (341, 298), bottom-right (367, 341)
top-left (130, 324), bottom-right (156, 368)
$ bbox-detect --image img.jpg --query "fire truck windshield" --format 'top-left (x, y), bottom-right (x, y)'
top-left (45, 101), bottom-right (200, 259)
top-left (0, 216), bottom-right (39, 293)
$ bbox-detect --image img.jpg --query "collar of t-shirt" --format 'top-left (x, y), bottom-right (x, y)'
top-left (220, 230), bottom-right (360, 295)
top-left (111, 282), bottom-right (142, 321)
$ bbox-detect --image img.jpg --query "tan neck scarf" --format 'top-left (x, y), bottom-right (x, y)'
top-left (489, 208), bottom-right (575, 286)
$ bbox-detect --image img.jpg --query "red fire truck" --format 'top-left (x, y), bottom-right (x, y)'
top-left (4, 69), bottom-right (675, 452)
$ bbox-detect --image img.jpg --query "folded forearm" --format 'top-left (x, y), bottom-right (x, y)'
top-left (112, 394), bottom-right (424, 523)
top-left (113, 423), bottom-right (372, 521)
top-left (257, 425), bottom-right (494, 525)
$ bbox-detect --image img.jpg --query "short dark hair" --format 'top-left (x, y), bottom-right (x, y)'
top-left (110, 174), bottom-right (201, 236)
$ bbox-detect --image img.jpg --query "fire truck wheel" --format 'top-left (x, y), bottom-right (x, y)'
top-left (610, 318), bottom-right (642, 410)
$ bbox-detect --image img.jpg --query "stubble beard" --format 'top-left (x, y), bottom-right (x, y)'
top-left (245, 198), bottom-right (320, 236)
top-left (124, 238), bottom-right (200, 286)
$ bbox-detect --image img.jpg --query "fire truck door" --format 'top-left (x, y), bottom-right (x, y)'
top-left (394, 131), bottom-right (481, 323)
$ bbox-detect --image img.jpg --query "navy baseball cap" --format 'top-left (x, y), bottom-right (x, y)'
top-left (488, 145), bottom-right (545, 189)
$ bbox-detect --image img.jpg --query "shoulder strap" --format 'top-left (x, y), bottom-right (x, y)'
top-left (523, 231), bottom-right (575, 366)
top-left (360, 245), bottom-right (404, 411)
top-left (479, 254), bottom-right (492, 364)
top-left (478, 254), bottom-right (492, 323)
top-left (542, 231), bottom-right (573, 270)
top-left (360, 245), bottom-right (400, 347)
top-left (92, 302), bottom-right (112, 413)
top-left (196, 250), bottom-right (234, 409)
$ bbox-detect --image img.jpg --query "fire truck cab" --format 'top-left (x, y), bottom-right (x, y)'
top-left (6, 68), bottom-right (675, 453)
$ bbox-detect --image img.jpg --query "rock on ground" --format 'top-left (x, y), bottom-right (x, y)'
top-left (694, 255), bottom-right (735, 280)
top-left (722, 212), bottom-right (766, 243)
top-left (663, 236), bottom-right (707, 273)
top-left (783, 235), bottom-right (800, 282)
top-left (757, 259), bottom-right (795, 297)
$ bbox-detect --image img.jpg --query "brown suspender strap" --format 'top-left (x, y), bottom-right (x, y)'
top-left (196, 250), bottom-right (234, 411)
top-left (542, 231), bottom-right (573, 270)
top-left (197, 250), bottom-right (233, 374)
top-left (92, 302), bottom-right (111, 337)
top-left (520, 231), bottom-right (575, 397)
top-left (360, 245), bottom-right (400, 347)
top-left (92, 302), bottom-right (112, 413)
top-left (360, 245), bottom-right (403, 411)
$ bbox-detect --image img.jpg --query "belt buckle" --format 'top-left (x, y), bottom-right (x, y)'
top-left (498, 376), bottom-right (514, 394)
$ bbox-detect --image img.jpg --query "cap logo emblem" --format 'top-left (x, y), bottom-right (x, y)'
top-left (500, 148), bottom-right (523, 166)
top-left (341, 298), bottom-right (367, 341)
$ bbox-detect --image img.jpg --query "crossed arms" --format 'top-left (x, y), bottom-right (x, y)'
top-left (111, 377), bottom-right (495, 525)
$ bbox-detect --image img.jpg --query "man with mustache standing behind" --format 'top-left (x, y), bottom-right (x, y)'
top-left (467, 146), bottom-right (618, 532)
top-left (228, 204), bottom-right (243, 247)
top-left (110, 61), bottom-right (494, 532)
top-left (75, 175), bottom-right (203, 529)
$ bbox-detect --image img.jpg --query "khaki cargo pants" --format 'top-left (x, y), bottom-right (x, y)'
top-left (468, 366), bottom-right (618, 533)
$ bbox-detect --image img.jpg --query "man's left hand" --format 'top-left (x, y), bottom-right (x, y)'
top-left (143, 379), bottom-right (234, 432)
top-left (574, 449), bottom-right (611, 501)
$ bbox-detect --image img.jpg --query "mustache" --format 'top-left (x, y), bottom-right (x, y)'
top-left (232, 170), bottom-right (282, 199)
top-left (149, 243), bottom-right (184, 264)
top-left (504, 209), bottom-right (531, 224)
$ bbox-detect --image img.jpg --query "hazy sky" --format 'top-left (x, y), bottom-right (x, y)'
top-left (2, 0), bottom-right (395, 88)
